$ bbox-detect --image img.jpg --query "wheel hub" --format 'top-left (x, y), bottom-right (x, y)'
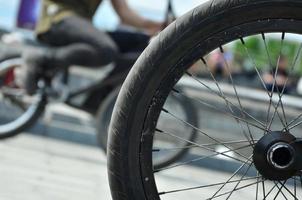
top-left (267, 142), bottom-right (294, 170)
top-left (253, 131), bottom-right (302, 181)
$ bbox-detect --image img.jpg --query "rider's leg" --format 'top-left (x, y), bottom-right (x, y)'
top-left (21, 16), bottom-right (119, 94)
top-left (82, 31), bottom-right (150, 112)
top-left (107, 31), bottom-right (150, 53)
top-left (41, 16), bottom-right (119, 67)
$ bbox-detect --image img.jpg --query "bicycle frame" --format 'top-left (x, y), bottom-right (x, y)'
top-left (57, 63), bottom-right (130, 103)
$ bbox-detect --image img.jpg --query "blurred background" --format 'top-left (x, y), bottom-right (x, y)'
top-left (0, 0), bottom-right (207, 30)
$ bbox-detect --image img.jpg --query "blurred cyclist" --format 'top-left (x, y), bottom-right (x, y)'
top-left (262, 55), bottom-right (291, 93)
top-left (20, 0), bottom-right (163, 94)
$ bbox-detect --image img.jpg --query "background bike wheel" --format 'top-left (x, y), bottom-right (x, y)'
top-left (96, 86), bottom-right (198, 169)
top-left (108, 0), bottom-right (302, 199)
top-left (0, 58), bottom-right (46, 139)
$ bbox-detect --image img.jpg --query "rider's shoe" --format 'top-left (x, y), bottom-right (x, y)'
top-left (18, 47), bottom-right (52, 95)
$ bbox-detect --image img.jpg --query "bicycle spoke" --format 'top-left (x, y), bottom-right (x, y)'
top-left (158, 176), bottom-right (261, 195)
top-left (240, 37), bottom-right (270, 96)
top-left (185, 71), bottom-right (267, 134)
top-left (260, 35), bottom-right (289, 131)
top-left (173, 88), bottom-right (266, 131)
top-left (294, 176), bottom-right (297, 198)
top-left (261, 177), bottom-right (266, 199)
top-left (198, 58), bottom-right (267, 128)
top-left (185, 71), bottom-right (253, 121)
top-left (261, 33), bottom-right (285, 134)
top-left (279, 100), bottom-right (289, 130)
top-left (256, 174), bottom-right (259, 200)
top-left (269, 33), bottom-right (289, 129)
top-left (220, 46), bottom-right (256, 146)
top-left (241, 36), bottom-right (278, 129)
top-left (209, 156), bottom-right (253, 199)
top-left (161, 108), bottom-right (253, 160)
top-left (242, 34), bottom-right (289, 131)
top-left (225, 161), bottom-right (254, 199)
top-left (206, 179), bottom-right (263, 200)
top-left (154, 129), bottom-right (250, 168)
top-left (273, 180), bottom-right (288, 200)
top-left (153, 139), bottom-right (255, 152)
top-left (155, 147), bottom-right (251, 172)
top-left (268, 42), bottom-right (302, 130)
top-left (198, 58), bottom-right (265, 145)
top-left (284, 113), bottom-right (302, 131)
top-left (263, 182), bottom-right (278, 199)
top-left (277, 180), bottom-right (298, 200)
top-left (288, 120), bottom-right (302, 130)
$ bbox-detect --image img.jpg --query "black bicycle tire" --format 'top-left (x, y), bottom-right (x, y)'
top-left (107, 0), bottom-right (302, 199)
top-left (96, 85), bottom-right (198, 169)
top-left (0, 58), bottom-right (47, 139)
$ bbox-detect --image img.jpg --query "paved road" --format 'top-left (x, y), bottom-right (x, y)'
top-left (0, 134), bottom-right (111, 200)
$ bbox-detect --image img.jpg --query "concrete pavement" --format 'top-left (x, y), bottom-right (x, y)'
top-left (0, 134), bottom-right (111, 200)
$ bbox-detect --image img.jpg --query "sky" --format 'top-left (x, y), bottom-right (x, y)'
top-left (0, 0), bottom-right (208, 30)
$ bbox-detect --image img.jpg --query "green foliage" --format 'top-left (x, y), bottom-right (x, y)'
top-left (232, 35), bottom-right (302, 75)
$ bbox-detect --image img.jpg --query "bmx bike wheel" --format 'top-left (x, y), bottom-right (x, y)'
top-left (108, 0), bottom-right (302, 199)
top-left (0, 57), bottom-right (46, 139)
